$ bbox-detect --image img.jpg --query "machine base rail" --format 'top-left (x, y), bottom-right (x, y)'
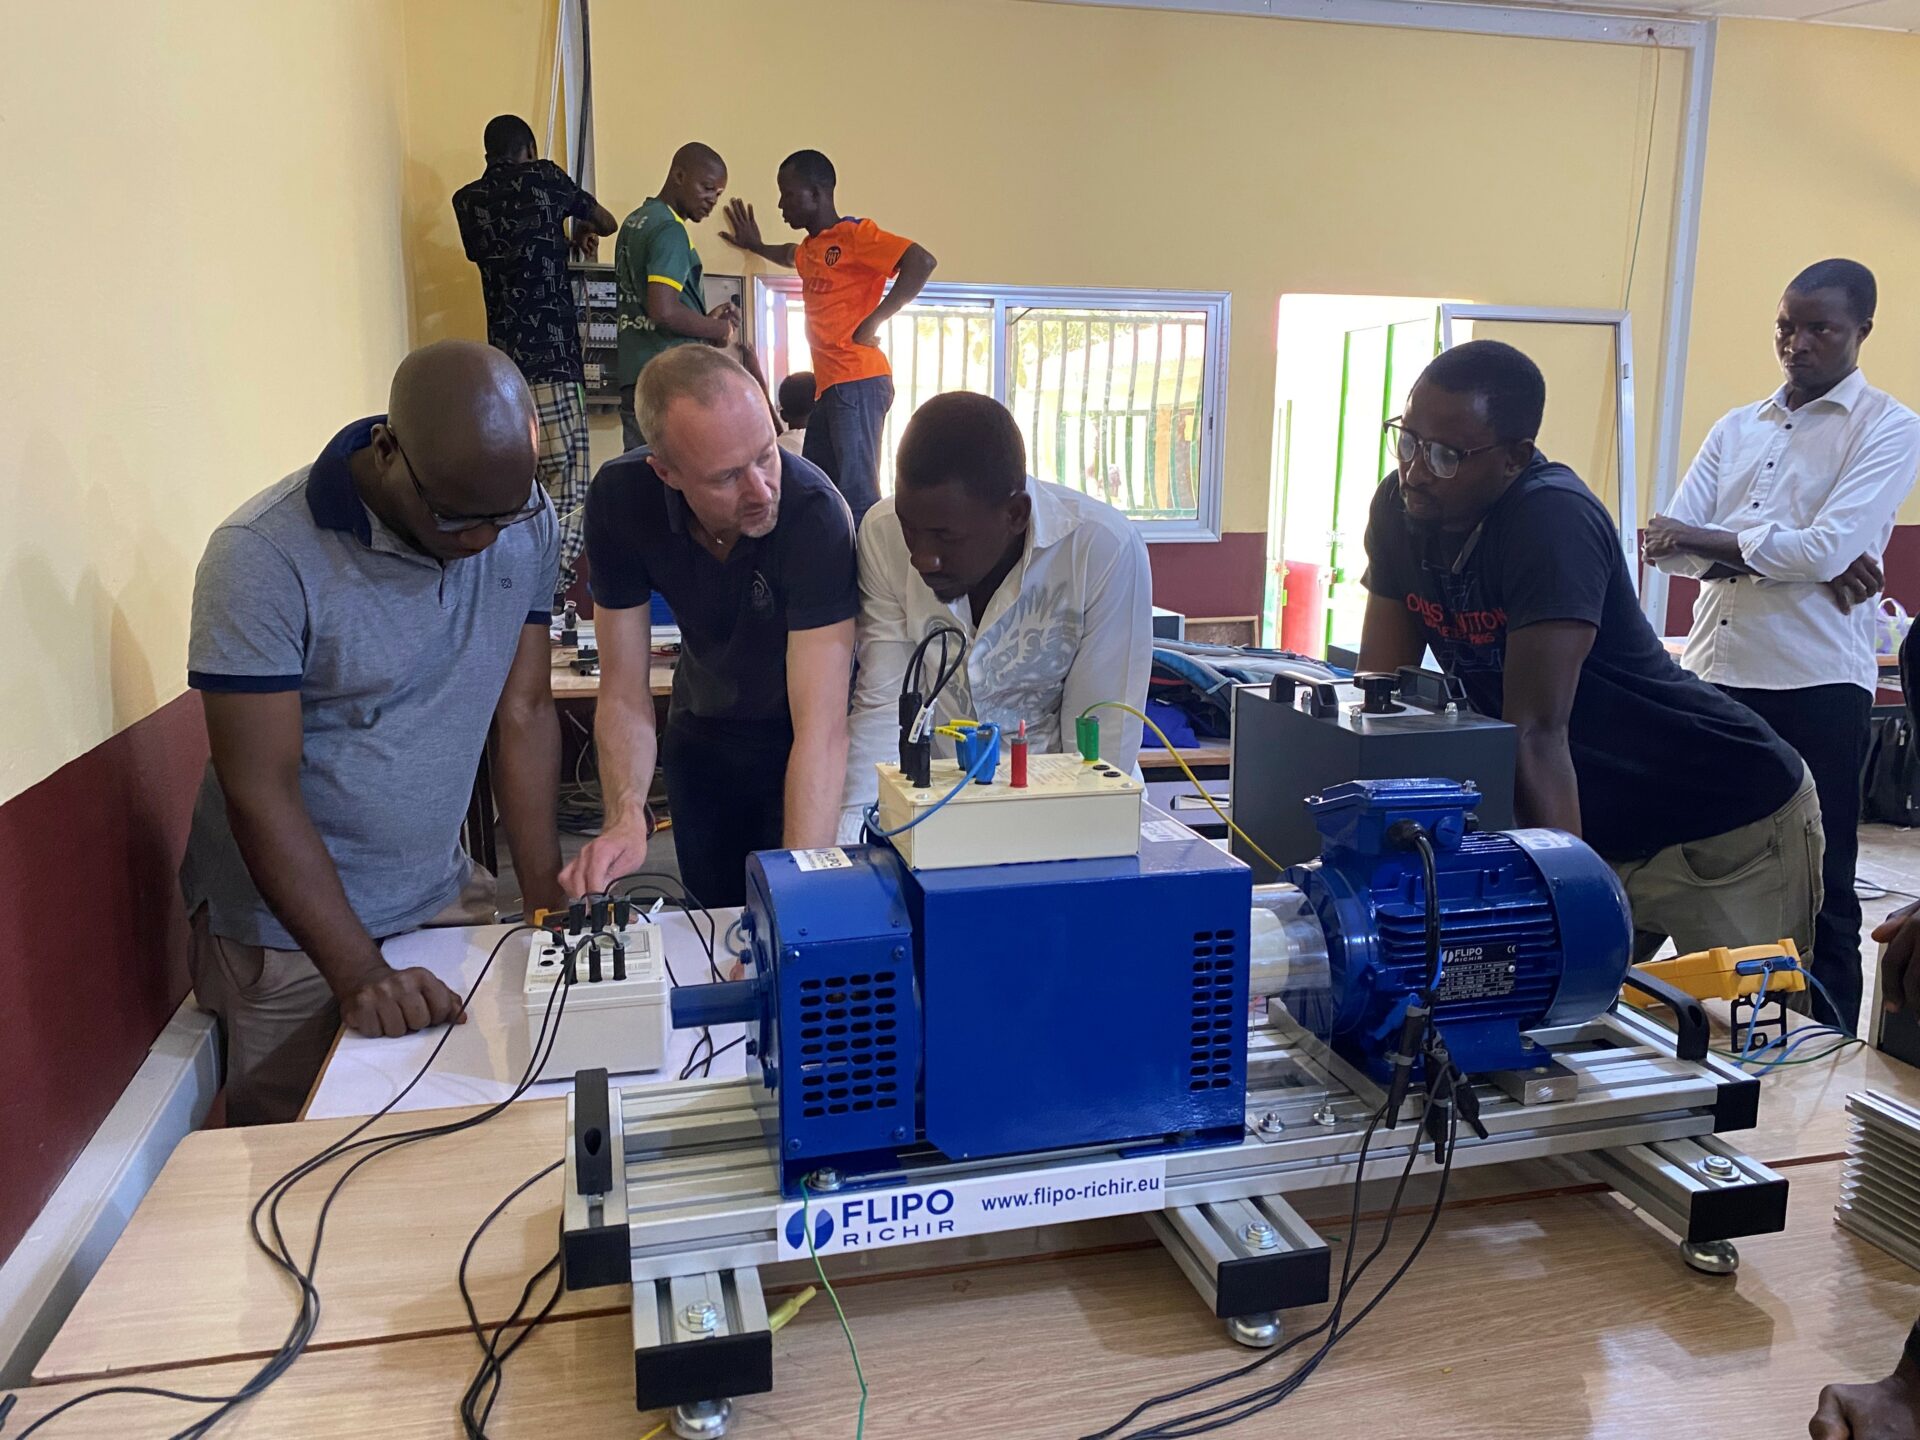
top-left (632, 1269), bottom-right (772, 1411)
top-left (1147, 1192), bottom-right (1331, 1330)
top-left (563, 1006), bottom-right (1784, 1422)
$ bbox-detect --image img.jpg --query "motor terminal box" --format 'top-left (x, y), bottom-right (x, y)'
top-left (523, 922), bottom-right (671, 1080)
top-left (872, 752), bottom-right (1143, 870)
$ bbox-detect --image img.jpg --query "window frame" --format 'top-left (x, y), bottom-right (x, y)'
top-left (752, 277), bottom-right (1231, 541)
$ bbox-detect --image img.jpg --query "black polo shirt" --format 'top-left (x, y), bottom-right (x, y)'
top-left (585, 447), bottom-right (857, 723)
top-left (1361, 453), bottom-right (1803, 863)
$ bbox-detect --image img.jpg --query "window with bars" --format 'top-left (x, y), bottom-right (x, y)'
top-left (752, 280), bottom-right (1229, 540)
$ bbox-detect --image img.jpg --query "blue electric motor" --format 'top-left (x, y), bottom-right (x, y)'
top-left (1280, 778), bottom-right (1633, 1079)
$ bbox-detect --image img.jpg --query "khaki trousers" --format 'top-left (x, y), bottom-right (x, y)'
top-left (1613, 767), bottom-right (1824, 965)
top-left (189, 865), bottom-right (498, 1126)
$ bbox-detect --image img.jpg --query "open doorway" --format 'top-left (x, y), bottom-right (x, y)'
top-left (1268, 294), bottom-right (1448, 659)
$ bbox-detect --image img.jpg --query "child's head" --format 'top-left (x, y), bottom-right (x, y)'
top-left (778, 371), bottom-right (817, 430)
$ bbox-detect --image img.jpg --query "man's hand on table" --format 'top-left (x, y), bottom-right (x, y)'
top-left (336, 960), bottom-right (467, 1038)
top-left (1811, 1362), bottom-right (1920, 1438)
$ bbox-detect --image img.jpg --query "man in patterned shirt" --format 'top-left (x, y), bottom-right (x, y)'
top-left (454, 114), bottom-right (617, 601)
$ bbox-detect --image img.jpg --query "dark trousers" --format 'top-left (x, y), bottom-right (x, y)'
top-left (1719, 682), bottom-right (1873, 1033)
top-left (802, 375), bottom-right (894, 531)
top-left (619, 384), bottom-right (644, 452)
top-left (660, 715), bottom-right (790, 909)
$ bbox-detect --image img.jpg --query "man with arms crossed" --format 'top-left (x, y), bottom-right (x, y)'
top-left (1360, 340), bottom-right (1821, 964)
top-left (839, 392), bottom-right (1152, 836)
top-left (1648, 258), bottom-right (1920, 1034)
top-left (182, 341), bottom-right (564, 1124)
top-left (563, 347), bottom-right (857, 907)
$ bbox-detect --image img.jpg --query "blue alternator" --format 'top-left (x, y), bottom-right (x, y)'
top-left (1281, 778), bottom-right (1632, 1078)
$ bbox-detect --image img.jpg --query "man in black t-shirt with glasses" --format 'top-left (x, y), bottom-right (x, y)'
top-left (1359, 340), bottom-right (1821, 963)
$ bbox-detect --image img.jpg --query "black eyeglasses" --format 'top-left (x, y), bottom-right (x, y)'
top-left (1383, 418), bottom-right (1514, 481)
top-left (390, 431), bottom-right (545, 533)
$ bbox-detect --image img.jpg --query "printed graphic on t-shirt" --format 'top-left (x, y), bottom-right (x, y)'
top-left (1405, 561), bottom-right (1509, 687)
top-left (973, 579), bottom-right (1083, 723)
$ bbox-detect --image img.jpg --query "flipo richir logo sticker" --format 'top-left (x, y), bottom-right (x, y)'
top-left (786, 1207), bottom-right (834, 1251)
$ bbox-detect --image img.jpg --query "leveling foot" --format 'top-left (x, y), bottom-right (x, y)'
top-left (1227, 1312), bottom-right (1284, 1348)
top-left (1679, 1239), bottom-right (1739, 1275)
top-left (671, 1399), bottom-right (733, 1437)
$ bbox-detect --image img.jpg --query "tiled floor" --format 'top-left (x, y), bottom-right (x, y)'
top-left (1858, 823), bottom-right (1920, 910)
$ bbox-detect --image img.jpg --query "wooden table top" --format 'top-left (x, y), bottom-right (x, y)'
top-left (1139, 742), bottom-right (1233, 771)
top-left (32, 1099), bottom-right (600, 1383)
top-left (549, 645), bottom-right (674, 699)
top-left (17, 1160), bottom-right (1919, 1439)
top-left (37, 998), bottom-right (1920, 1389)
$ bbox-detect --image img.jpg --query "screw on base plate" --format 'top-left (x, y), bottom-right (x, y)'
top-left (1241, 1221), bottom-right (1279, 1251)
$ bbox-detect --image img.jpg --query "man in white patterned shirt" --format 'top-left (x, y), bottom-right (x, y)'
top-left (1648, 258), bottom-right (1920, 1033)
top-left (839, 392), bottom-right (1153, 840)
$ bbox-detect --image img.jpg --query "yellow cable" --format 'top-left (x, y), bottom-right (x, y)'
top-left (768, 1284), bottom-right (819, 1332)
top-left (1079, 700), bottom-right (1283, 874)
top-left (640, 1424), bottom-right (666, 1440)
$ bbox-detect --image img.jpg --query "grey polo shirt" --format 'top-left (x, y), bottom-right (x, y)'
top-left (179, 416), bottom-right (558, 950)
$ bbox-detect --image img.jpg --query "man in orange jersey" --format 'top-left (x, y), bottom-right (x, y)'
top-left (721, 149), bottom-right (936, 528)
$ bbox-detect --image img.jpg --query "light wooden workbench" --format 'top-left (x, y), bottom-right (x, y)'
top-left (15, 1161), bottom-right (1920, 1438)
top-left (33, 1001), bottom-right (1920, 1391)
top-left (549, 644), bottom-right (674, 700)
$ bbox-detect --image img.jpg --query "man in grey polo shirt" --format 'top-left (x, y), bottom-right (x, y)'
top-left (180, 340), bottom-right (566, 1125)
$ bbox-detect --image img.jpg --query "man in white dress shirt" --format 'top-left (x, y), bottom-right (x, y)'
top-left (839, 391), bottom-right (1153, 839)
top-left (1648, 258), bottom-right (1920, 1033)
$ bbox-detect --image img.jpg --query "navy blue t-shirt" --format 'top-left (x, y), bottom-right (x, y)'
top-left (585, 447), bottom-right (857, 723)
top-left (1362, 453), bottom-right (1803, 862)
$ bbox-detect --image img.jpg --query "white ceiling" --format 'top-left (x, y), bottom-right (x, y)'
top-left (1500, 0), bottom-right (1920, 29)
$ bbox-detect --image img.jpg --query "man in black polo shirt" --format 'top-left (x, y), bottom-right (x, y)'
top-left (563, 346), bottom-right (856, 906)
top-left (1359, 340), bottom-right (1822, 962)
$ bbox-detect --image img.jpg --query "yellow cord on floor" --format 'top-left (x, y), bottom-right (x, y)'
top-left (1079, 700), bottom-right (1282, 873)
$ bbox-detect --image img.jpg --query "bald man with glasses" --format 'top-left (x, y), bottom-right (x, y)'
top-left (180, 340), bottom-right (566, 1124)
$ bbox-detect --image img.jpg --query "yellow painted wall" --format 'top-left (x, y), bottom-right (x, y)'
top-left (1683, 18), bottom-right (1920, 524)
top-left (589, 0), bottom-right (1685, 535)
top-left (0, 1), bottom-right (416, 806)
top-left (401, 0), bottom-right (560, 352)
